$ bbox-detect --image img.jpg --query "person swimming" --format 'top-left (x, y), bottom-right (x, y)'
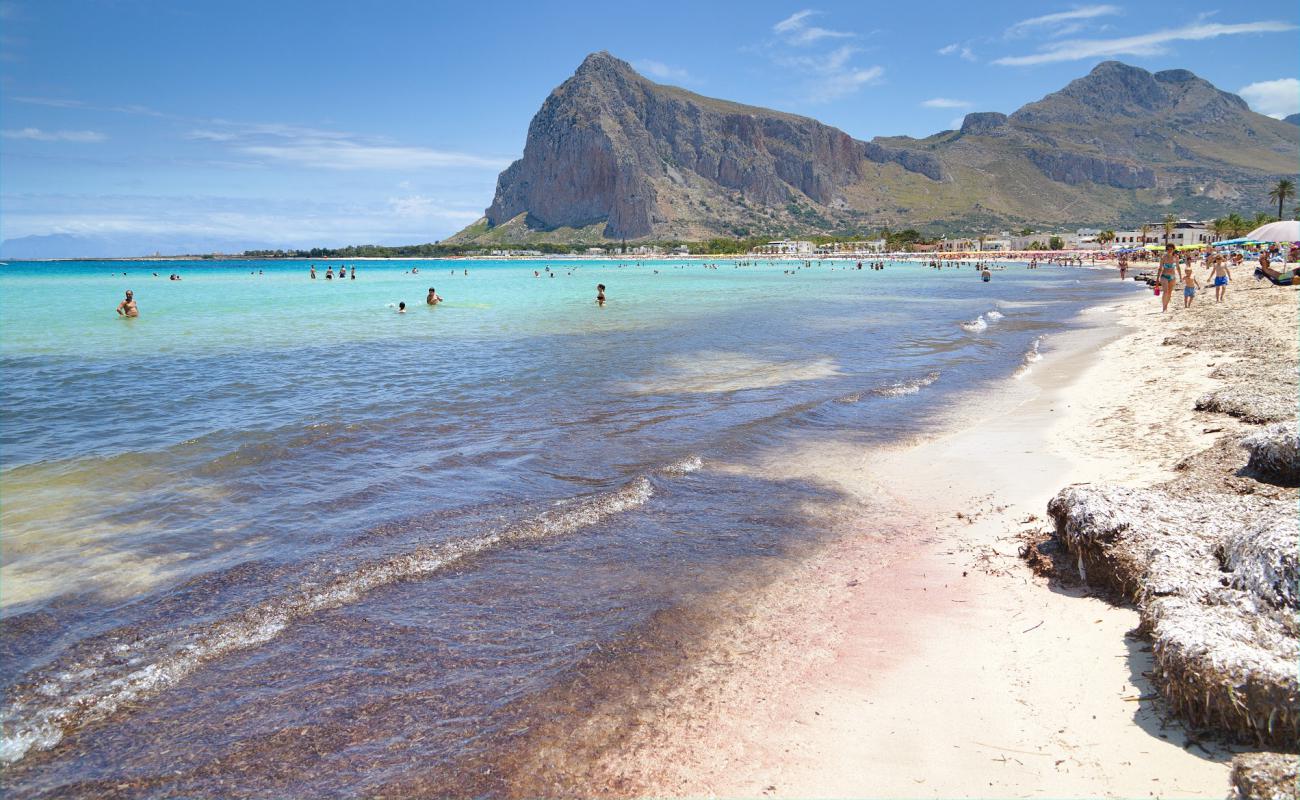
top-left (116, 290), bottom-right (138, 318)
top-left (426, 287), bottom-right (443, 305)
top-left (397, 301), bottom-right (406, 313)
top-left (596, 283), bottom-right (606, 306)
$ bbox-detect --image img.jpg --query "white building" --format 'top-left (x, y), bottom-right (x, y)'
top-left (1113, 220), bottom-right (1210, 247)
top-left (754, 239), bottom-right (815, 255)
top-left (814, 239), bottom-right (888, 255)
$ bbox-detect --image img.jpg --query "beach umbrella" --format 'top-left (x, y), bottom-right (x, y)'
top-left (1245, 220), bottom-right (1300, 242)
top-left (1212, 237), bottom-right (1250, 247)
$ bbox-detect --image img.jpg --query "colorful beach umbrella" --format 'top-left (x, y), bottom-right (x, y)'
top-left (1245, 220), bottom-right (1300, 242)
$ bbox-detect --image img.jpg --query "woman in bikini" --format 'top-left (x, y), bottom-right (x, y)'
top-left (1157, 243), bottom-right (1178, 312)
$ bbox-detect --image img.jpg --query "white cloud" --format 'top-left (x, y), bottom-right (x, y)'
top-left (922, 97), bottom-right (972, 108)
top-left (1, 127), bottom-right (106, 142)
top-left (763, 12), bottom-right (883, 104)
top-left (387, 194), bottom-right (480, 221)
top-left (995, 20), bottom-right (1295, 66)
top-left (1238, 78), bottom-right (1300, 118)
top-left (772, 8), bottom-right (855, 45)
top-left (1006, 5), bottom-right (1121, 38)
top-left (773, 10), bottom-right (815, 34)
top-left (937, 42), bottom-right (977, 62)
top-left (810, 65), bottom-right (884, 102)
top-left (184, 120), bottom-right (510, 171)
top-left (633, 59), bottom-right (693, 83)
top-left (239, 141), bottom-right (509, 171)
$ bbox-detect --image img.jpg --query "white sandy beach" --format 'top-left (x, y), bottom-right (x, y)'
top-left (514, 278), bottom-right (1297, 799)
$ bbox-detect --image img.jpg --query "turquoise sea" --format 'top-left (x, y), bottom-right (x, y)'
top-left (0, 257), bottom-right (1138, 796)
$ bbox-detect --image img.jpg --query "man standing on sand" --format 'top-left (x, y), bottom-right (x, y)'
top-left (116, 290), bottom-right (138, 317)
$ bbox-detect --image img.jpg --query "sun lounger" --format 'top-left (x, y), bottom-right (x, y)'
top-left (1254, 267), bottom-right (1299, 286)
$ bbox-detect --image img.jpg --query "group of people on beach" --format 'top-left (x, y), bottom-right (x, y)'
top-left (1153, 242), bottom-right (1235, 311)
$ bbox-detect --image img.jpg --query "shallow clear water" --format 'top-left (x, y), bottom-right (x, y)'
top-left (0, 257), bottom-right (1136, 796)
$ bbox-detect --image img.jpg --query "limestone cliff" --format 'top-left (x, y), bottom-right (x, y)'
top-left (455, 54), bottom-right (1299, 243)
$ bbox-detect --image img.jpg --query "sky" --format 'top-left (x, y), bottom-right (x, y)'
top-left (1, 0), bottom-right (1297, 256)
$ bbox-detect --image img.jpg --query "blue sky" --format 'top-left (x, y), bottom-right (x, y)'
top-left (2, 0), bottom-right (1297, 255)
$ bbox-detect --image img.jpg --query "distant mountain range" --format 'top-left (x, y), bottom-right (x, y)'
top-left (449, 53), bottom-right (1298, 245)
top-left (0, 233), bottom-right (286, 260)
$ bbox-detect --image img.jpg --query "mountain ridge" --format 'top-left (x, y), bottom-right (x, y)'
top-left (451, 54), bottom-right (1298, 244)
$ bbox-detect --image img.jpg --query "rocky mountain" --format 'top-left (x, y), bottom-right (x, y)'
top-left (1285, 113), bottom-right (1300, 125)
top-left (450, 53), bottom-right (1299, 244)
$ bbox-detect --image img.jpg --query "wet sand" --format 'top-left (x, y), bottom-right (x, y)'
top-left (533, 282), bottom-right (1297, 797)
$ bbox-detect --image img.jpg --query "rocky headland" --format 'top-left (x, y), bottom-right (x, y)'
top-left (451, 53), bottom-right (1299, 245)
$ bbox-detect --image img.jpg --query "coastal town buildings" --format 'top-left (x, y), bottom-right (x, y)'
top-left (755, 239), bottom-right (816, 255)
top-left (1113, 220), bottom-right (1211, 246)
top-left (814, 239), bottom-right (888, 255)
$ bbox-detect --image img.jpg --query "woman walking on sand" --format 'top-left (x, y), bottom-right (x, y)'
top-left (1157, 244), bottom-right (1178, 312)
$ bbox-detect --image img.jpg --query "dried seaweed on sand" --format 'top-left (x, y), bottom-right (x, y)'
top-left (1230, 752), bottom-right (1299, 800)
top-left (1241, 423), bottom-right (1300, 485)
top-left (1047, 485), bottom-right (1297, 750)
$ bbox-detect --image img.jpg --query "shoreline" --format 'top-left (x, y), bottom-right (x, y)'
top-left (497, 281), bottom-right (1293, 797)
top-left (4, 252), bottom-right (1136, 264)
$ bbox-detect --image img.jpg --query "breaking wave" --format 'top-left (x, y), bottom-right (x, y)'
top-left (961, 308), bottom-right (1004, 332)
top-left (1014, 336), bottom-right (1045, 378)
top-left (836, 371), bottom-right (941, 403)
top-left (0, 470), bottom-right (672, 766)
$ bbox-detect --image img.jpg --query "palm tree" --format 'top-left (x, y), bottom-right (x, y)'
top-left (1253, 211), bottom-right (1274, 230)
top-left (1139, 223), bottom-right (1151, 247)
top-left (1224, 213), bottom-right (1249, 237)
top-left (1209, 218), bottom-right (1228, 241)
top-left (1097, 230), bottom-right (1115, 248)
top-left (1162, 214), bottom-right (1176, 245)
top-left (1268, 179), bottom-right (1295, 222)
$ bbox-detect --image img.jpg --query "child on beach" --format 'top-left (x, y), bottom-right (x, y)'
top-left (1181, 265), bottom-right (1200, 308)
top-left (1208, 255), bottom-right (1232, 302)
